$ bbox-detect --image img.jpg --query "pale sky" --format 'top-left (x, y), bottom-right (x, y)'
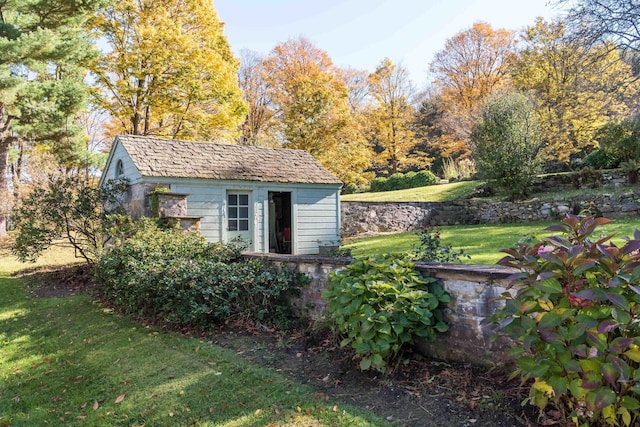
top-left (216, 0), bottom-right (567, 86)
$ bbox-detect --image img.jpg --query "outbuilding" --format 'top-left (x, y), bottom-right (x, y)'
top-left (99, 134), bottom-right (342, 255)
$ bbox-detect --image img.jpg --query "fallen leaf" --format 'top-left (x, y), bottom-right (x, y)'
top-left (77, 416), bottom-right (86, 420)
top-left (169, 412), bottom-right (174, 417)
top-left (51, 397), bottom-right (63, 402)
top-left (332, 405), bottom-right (338, 412)
top-left (81, 402), bottom-right (87, 408)
top-left (93, 402), bottom-right (99, 410)
top-left (255, 409), bottom-right (262, 416)
top-left (209, 407), bottom-right (214, 413)
top-left (221, 402), bottom-right (227, 411)
top-left (115, 394), bottom-right (125, 404)
top-left (73, 376), bottom-right (83, 384)
top-left (296, 406), bottom-right (302, 413)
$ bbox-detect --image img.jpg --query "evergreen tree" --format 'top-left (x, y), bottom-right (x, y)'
top-left (0, 0), bottom-right (102, 236)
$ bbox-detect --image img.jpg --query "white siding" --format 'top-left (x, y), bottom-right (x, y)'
top-left (295, 187), bottom-right (340, 255)
top-left (102, 142), bottom-right (142, 184)
top-left (170, 183), bottom-right (225, 244)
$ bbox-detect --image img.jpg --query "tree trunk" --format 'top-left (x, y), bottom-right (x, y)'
top-left (0, 103), bottom-right (13, 237)
top-left (0, 137), bottom-right (9, 237)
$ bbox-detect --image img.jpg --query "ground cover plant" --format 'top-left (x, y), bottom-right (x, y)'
top-left (343, 218), bottom-right (640, 265)
top-left (488, 215), bottom-right (640, 426)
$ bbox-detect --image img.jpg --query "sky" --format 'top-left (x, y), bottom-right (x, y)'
top-left (216, 0), bottom-right (567, 86)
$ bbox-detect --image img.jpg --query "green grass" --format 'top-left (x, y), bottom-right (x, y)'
top-left (0, 246), bottom-right (385, 426)
top-left (343, 217), bottom-right (640, 265)
top-left (340, 180), bottom-right (481, 202)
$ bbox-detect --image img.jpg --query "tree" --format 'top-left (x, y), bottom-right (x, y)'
top-left (429, 22), bottom-right (516, 159)
top-left (512, 18), bottom-right (638, 161)
top-left (237, 50), bottom-right (279, 146)
top-left (12, 177), bottom-right (129, 264)
top-left (263, 37), bottom-right (371, 184)
top-left (557, 0), bottom-right (640, 52)
top-left (0, 0), bottom-right (103, 236)
top-left (90, 0), bottom-right (246, 140)
top-left (365, 58), bottom-right (428, 175)
top-left (472, 91), bottom-right (543, 199)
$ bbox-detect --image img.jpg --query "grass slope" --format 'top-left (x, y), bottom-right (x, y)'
top-left (340, 181), bottom-right (480, 202)
top-left (343, 217), bottom-right (640, 265)
top-left (0, 247), bottom-right (384, 426)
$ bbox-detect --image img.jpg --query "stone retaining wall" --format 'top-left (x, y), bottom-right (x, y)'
top-left (342, 192), bottom-right (640, 236)
top-left (244, 252), bottom-right (516, 367)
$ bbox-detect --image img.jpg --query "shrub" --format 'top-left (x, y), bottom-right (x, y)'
top-left (95, 225), bottom-right (308, 330)
top-left (472, 91), bottom-right (543, 199)
top-left (412, 227), bottom-right (470, 264)
top-left (386, 173), bottom-right (406, 191)
top-left (488, 215), bottom-right (640, 426)
top-left (583, 149), bottom-right (620, 170)
top-left (410, 170), bottom-right (437, 187)
top-left (11, 176), bottom-right (129, 264)
top-left (595, 118), bottom-right (640, 163)
top-left (369, 170), bottom-right (437, 193)
top-left (369, 176), bottom-right (389, 192)
top-left (323, 254), bottom-right (450, 372)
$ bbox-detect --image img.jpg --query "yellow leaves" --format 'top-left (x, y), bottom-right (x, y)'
top-left (91, 0), bottom-right (246, 139)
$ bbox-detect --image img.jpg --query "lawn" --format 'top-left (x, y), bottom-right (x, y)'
top-left (343, 217), bottom-right (640, 265)
top-left (0, 245), bottom-right (384, 426)
top-left (340, 180), bottom-right (481, 202)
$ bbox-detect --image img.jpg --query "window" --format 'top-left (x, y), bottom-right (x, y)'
top-left (227, 193), bottom-right (249, 231)
top-left (115, 159), bottom-right (124, 178)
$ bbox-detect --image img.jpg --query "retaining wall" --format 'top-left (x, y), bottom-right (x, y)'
top-left (244, 252), bottom-right (516, 367)
top-left (342, 192), bottom-right (640, 236)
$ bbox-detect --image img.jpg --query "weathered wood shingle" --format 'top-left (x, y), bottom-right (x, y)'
top-left (117, 134), bottom-right (342, 185)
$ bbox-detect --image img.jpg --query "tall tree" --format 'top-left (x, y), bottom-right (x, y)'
top-left (262, 37), bottom-right (371, 184)
top-left (0, 0), bottom-right (102, 236)
top-left (365, 58), bottom-right (427, 175)
top-left (557, 0), bottom-right (640, 52)
top-left (429, 22), bottom-right (516, 159)
top-left (90, 0), bottom-right (246, 140)
top-left (513, 18), bottom-right (638, 161)
top-left (237, 50), bottom-right (279, 146)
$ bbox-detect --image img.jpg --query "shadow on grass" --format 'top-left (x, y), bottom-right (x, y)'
top-left (0, 268), bottom-right (382, 427)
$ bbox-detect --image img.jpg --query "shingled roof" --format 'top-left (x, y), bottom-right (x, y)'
top-left (116, 134), bottom-right (342, 185)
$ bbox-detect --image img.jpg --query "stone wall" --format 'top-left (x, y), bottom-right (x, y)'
top-left (342, 191), bottom-right (640, 236)
top-left (244, 252), bottom-right (516, 367)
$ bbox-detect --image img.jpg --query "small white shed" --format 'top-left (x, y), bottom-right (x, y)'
top-left (99, 134), bottom-right (343, 255)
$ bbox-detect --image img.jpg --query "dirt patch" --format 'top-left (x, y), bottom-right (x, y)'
top-left (22, 264), bottom-right (541, 427)
top-left (210, 326), bottom-right (540, 427)
top-left (16, 263), bottom-right (99, 298)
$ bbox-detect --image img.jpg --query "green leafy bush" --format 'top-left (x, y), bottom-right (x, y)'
top-left (369, 170), bottom-right (437, 193)
top-left (412, 227), bottom-right (470, 263)
top-left (12, 177), bottom-right (129, 264)
top-left (472, 91), bottom-right (543, 199)
top-left (323, 254), bottom-right (450, 372)
top-left (95, 225), bottom-right (308, 330)
top-left (583, 149), bottom-right (620, 170)
top-left (488, 215), bottom-right (640, 426)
